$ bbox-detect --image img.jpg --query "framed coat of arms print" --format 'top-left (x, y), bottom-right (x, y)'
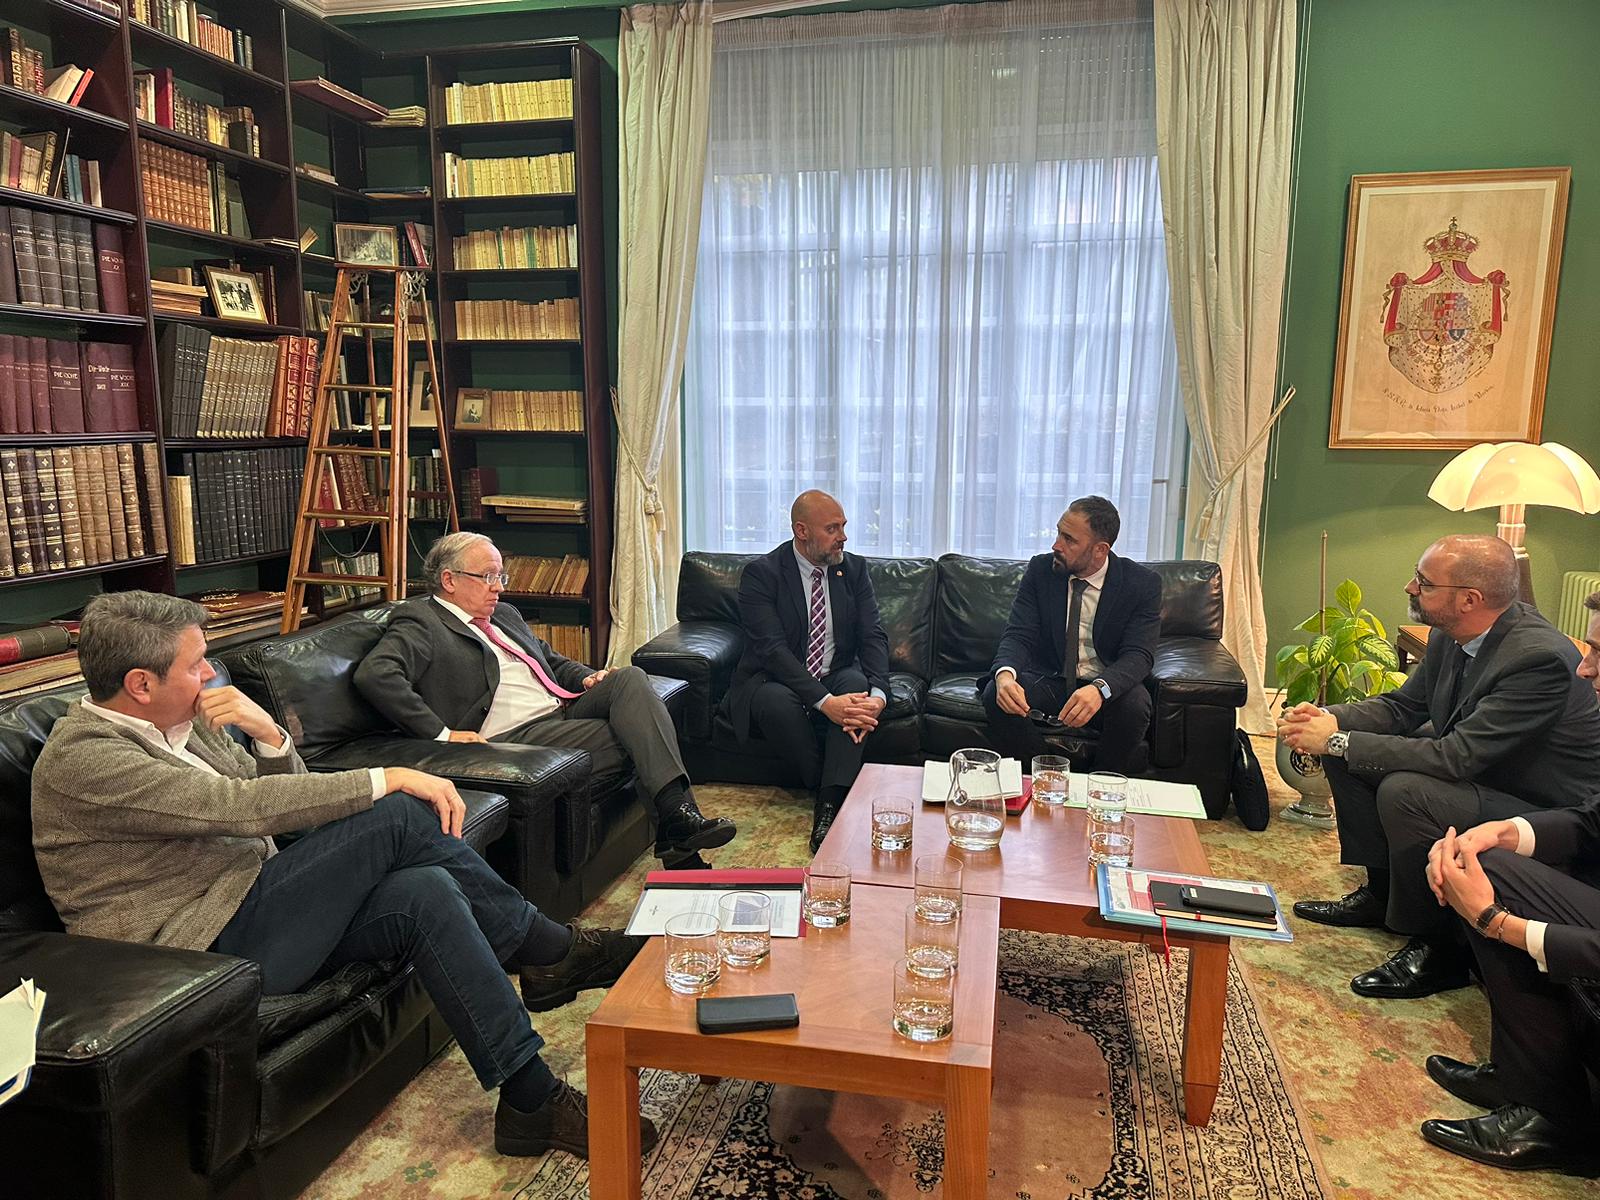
top-left (1329, 167), bottom-right (1570, 449)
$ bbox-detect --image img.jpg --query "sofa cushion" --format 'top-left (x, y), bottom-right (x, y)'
top-left (1147, 561), bottom-right (1224, 639)
top-left (933, 556), bottom-right (1025, 676)
top-left (677, 552), bottom-right (756, 624)
top-left (866, 557), bottom-right (938, 678)
top-left (1151, 637), bottom-right (1248, 708)
top-left (923, 672), bottom-right (990, 722)
top-left (885, 671), bottom-right (927, 721)
top-left (632, 623), bottom-right (740, 741)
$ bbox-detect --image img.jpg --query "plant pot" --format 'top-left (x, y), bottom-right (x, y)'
top-left (1275, 735), bottom-right (1335, 829)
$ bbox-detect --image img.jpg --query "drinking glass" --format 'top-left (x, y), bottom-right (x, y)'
top-left (871, 793), bottom-right (914, 851)
top-left (663, 912), bottom-right (721, 995)
top-left (913, 854), bottom-right (963, 924)
top-left (1031, 754), bottom-right (1071, 806)
top-left (716, 891), bottom-right (772, 967)
top-left (803, 861), bottom-right (851, 927)
top-left (892, 957), bottom-right (955, 1042)
top-left (945, 747), bottom-right (1005, 850)
top-left (1088, 813), bottom-right (1136, 867)
top-left (1087, 770), bottom-right (1129, 823)
top-left (904, 902), bottom-right (960, 977)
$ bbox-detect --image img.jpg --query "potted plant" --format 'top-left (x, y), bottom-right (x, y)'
top-left (1274, 577), bottom-right (1409, 826)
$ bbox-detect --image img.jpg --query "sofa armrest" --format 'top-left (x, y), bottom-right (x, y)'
top-left (1150, 637), bottom-right (1248, 709)
top-left (632, 621), bottom-right (744, 741)
top-left (0, 931), bottom-right (261, 1186)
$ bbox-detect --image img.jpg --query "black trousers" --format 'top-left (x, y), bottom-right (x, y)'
top-left (747, 666), bottom-right (869, 808)
top-left (1467, 849), bottom-right (1600, 1129)
top-left (979, 668), bottom-right (1151, 774)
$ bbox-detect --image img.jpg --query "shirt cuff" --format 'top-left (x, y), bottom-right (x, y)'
top-left (370, 768), bottom-right (388, 801)
top-left (1526, 920), bottom-right (1549, 972)
top-left (1511, 815), bottom-right (1536, 856)
top-left (434, 727), bottom-right (451, 742)
top-left (996, 666), bottom-right (1016, 681)
top-left (870, 687), bottom-right (886, 703)
top-left (252, 725), bottom-right (292, 757)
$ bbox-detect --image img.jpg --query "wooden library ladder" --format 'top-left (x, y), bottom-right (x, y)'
top-left (281, 265), bottom-right (459, 634)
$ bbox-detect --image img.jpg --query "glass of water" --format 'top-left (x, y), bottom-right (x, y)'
top-left (803, 861), bottom-right (851, 927)
top-left (1087, 770), bottom-right (1129, 823)
top-left (1088, 813), bottom-right (1136, 867)
top-left (904, 901), bottom-right (960, 977)
top-left (913, 854), bottom-right (963, 923)
top-left (871, 793), bottom-right (914, 851)
top-left (717, 891), bottom-right (772, 967)
top-left (892, 957), bottom-right (955, 1042)
top-left (1031, 754), bottom-right (1071, 806)
top-left (663, 912), bottom-right (721, 995)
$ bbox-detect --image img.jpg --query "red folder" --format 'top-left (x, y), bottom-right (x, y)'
top-left (1006, 777), bottom-right (1035, 814)
top-left (644, 867), bottom-right (805, 888)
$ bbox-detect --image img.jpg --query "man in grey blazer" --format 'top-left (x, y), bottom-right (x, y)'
top-left (1281, 535), bottom-right (1600, 999)
top-left (354, 532), bottom-right (735, 867)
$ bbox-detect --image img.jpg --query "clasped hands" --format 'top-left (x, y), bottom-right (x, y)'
top-left (993, 673), bottom-right (1103, 727)
top-left (820, 692), bottom-right (886, 744)
top-left (1275, 701), bottom-right (1338, 754)
top-left (1426, 819), bottom-right (1518, 921)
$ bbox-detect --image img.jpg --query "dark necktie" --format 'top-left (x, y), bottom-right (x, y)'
top-left (1062, 577), bottom-right (1090, 683)
top-left (1444, 644), bottom-right (1470, 713)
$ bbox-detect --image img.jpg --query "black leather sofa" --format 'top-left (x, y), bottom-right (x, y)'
top-left (0, 666), bottom-right (511, 1200)
top-left (633, 552), bottom-right (1249, 816)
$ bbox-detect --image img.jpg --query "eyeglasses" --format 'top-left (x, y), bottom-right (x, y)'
top-left (455, 570), bottom-right (509, 587)
top-left (1411, 571), bottom-right (1473, 592)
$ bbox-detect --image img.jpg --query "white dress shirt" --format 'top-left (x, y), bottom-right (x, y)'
top-left (1507, 815), bottom-right (1550, 971)
top-left (997, 555), bottom-right (1109, 689)
top-left (434, 596), bottom-right (562, 740)
top-left (793, 544), bottom-right (885, 708)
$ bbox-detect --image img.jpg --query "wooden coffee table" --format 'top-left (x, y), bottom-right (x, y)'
top-left (819, 763), bottom-right (1229, 1126)
top-left (586, 883), bottom-right (1002, 1200)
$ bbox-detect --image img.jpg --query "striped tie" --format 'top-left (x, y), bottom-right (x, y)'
top-left (805, 567), bottom-right (827, 678)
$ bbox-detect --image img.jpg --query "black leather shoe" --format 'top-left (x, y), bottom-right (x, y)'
top-left (1426, 1055), bottom-right (1506, 1109)
top-left (655, 800), bottom-right (737, 865)
top-left (495, 1080), bottom-right (659, 1158)
top-left (1421, 1105), bottom-right (1599, 1174)
top-left (519, 926), bottom-right (647, 1012)
top-left (1351, 937), bottom-right (1471, 999)
top-left (661, 852), bottom-right (711, 871)
top-left (809, 803), bottom-right (840, 854)
top-left (1292, 885), bottom-right (1387, 929)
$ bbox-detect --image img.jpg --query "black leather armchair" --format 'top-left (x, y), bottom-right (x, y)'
top-left (634, 552), bottom-right (1249, 816)
top-left (0, 668), bottom-right (512, 1200)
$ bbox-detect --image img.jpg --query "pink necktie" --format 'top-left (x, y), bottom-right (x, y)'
top-left (805, 567), bottom-right (827, 678)
top-left (472, 617), bottom-right (582, 700)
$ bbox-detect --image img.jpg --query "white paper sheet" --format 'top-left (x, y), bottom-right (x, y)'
top-left (921, 758), bottom-right (1024, 803)
top-left (625, 888), bottom-right (804, 937)
top-left (0, 978), bottom-right (46, 1109)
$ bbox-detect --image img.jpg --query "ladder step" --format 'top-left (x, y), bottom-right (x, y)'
top-left (301, 510), bottom-right (392, 523)
top-left (323, 384), bottom-right (395, 393)
top-left (292, 572), bottom-right (391, 585)
top-left (334, 321), bottom-right (400, 330)
top-left (310, 446), bottom-right (393, 459)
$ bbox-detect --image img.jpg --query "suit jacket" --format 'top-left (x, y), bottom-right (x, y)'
top-left (990, 551), bottom-right (1162, 700)
top-left (1521, 796), bottom-right (1600, 981)
top-left (724, 542), bottom-right (891, 740)
top-left (1329, 603), bottom-right (1600, 809)
top-left (354, 596), bottom-right (590, 740)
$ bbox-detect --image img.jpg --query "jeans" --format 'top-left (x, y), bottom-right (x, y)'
top-left (213, 794), bottom-right (571, 1090)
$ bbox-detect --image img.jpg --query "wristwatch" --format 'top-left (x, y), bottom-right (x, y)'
top-left (1093, 678), bottom-right (1111, 700)
top-left (1474, 902), bottom-right (1508, 934)
top-left (1324, 731), bottom-right (1349, 758)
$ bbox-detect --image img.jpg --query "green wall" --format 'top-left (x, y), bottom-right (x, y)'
top-left (1264, 0), bottom-right (1600, 657)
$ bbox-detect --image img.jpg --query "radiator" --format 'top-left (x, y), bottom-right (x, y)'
top-left (1557, 571), bottom-right (1600, 639)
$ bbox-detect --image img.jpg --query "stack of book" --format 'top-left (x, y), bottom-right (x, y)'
top-left (0, 336), bottom-right (141, 434)
top-left (0, 210), bottom-right (130, 314)
top-left (455, 387), bottom-right (582, 432)
top-left (138, 139), bottom-right (249, 237)
top-left (134, 70), bottom-right (261, 156)
top-left (450, 224), bottom-right (577, 270)
top-left (370, 106), bottom-right (426, 129)
top-left (167, 448), bottom-right (304, 566)
top-left (443, 151), bottom-right (574, 198)
top-left (126, 1), bottom-right (255, 70)
top-left (480, 494), bottom-right (586, 524)
top-left (0, 442), bottom-right (167, 579)
top-left (158, 326), bottom-right (319, 439)
top-left (530, 622), bottom-right (589, 663)
top-left (454, 297), bottom-right (579, 340)
top-left (0, 620), bottom-right (73, 668)
top-left (443, 79), bottom-right (573, 124)
top-left (150, 278), bottom-right (206, 315)
top-left (185, 588), bottom-right (301, 649)
top-left (503, 554), bottom-right (588, 596)
top-left (1, 130), bottom-right (99, 201)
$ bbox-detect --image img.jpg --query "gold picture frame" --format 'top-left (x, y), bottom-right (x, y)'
top-left (202, 266), bottom-right (270, 324)
top-left (455, 387), bottom-right (490, 428)
top-left (1329, 167), bottom-right (1570, 450)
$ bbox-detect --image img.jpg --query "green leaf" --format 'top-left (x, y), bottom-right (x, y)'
top-left (1334, 624), bottom-right (1366, 654)
top-left (1345, 660), bottom-right (1375, 690)
top-left (1286, 675), bottom-right (1320, 706)
top-left (1297, 607), bottom-right (1343, 633)
top-left (1381, 670), bottom-right (1409, 692)
top-left (1359, 609), bottom-right (1388, 641)
top-left (1359, 636), bottom-right (1399, 671)
top-left (1335, 579), bottom-right (1363, 615)
top-left (1275, 644), bottom-right (1308, 672)
top-left (1308, 634), bottom-right (1335, 668)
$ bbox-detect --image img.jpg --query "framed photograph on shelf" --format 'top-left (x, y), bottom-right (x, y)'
top-left (409, 361), bottom-right (439, 428)
top-left (202, 266), bottom-right (270, 324)
top-left (334, 222), bottom-right (400, 268)
top-left (455, 387), bottom-right (490, 428)
top-left (1329, 167), bottom-right (1570, 450)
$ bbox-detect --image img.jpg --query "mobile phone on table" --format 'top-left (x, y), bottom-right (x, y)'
top-left (696, 993), bottom-right (800, 1034)
top-left (1178, 884), bottom-right (1277, 920)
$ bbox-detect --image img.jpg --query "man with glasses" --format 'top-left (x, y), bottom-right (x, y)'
top-left (1280, 535), bottom-right (1600, 1000)
top-left (356, 533), bottom-right (737, 884)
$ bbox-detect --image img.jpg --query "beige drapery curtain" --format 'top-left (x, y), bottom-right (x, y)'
top-left (607, 2), bottom-right (713, 665)
top-left (1153, 0), bottom-right (1297, 731)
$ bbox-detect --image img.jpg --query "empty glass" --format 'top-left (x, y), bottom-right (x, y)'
top-left (1032, 754), bottom-right (1071, 806)
top-left (904, 902), bottom-right (960, 977)
top-left (803, 861), bottom-right (851, 927)
top-left (1088, 813), bottom-right (1136, 867)
top-left (663, 912), bottom-right (721, 995)
top-left (1087, 770), bottom-right (1129, 823)
top-left (871, 793), bottom-right (914, 851)
top-left (892, 957), bottom-right (955, 1042)
top-left (914, 854), bottom-right (963, 923)
top-left (946, 747), bottom-right (1005, 850)
top-left (717, 891), bottom-right (772, 967)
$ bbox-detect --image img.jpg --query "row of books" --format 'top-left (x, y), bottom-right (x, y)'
top-left (167, 448), bottom-right (304, 566)
top-left (138, 139), bottom-right (249, 237)
top-left (321, 549), bottom-right (381, 608)
top-left (532, 621), bottom-right (590, 663)
top-left (0, 443), bottom-right (167, 579)
top-left (481, 494), bottom-right (587, 524)
top-left (127, 1), bottom-right (256, 70)
top-left (158, 325), bottom-right (319, 439)
top-left (1, 130), bottom-right (97, 202)
top-left (407, 453), bottom-right (448, 521)
top-left (456, 387), bottom-right (583, 432)
top-left (2, 31), bottom-right (93, 106)
top-left (502, 553), bottom-right (589, 596)
top-left (442, 79), bottom-right (573, 125)
top-left (0, 336), bottom-right (140, 435)
top-left (451, 224), bottom-right (577, 270)
top-left (443, 151), bottom-right (575, 198)
top-left (0, 207), bottom-right (130, 313)
top-left (134, 69), bottom-right (262, 158)
top-left (454, 297), bottom-right (580, 341)
top-left (315, 452), bottom-right (385, 525)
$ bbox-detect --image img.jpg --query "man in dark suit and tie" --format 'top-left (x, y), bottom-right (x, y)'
top-left (354, 533), bottom-right (736, 878)
top-left (1411, 589), bottom-right (1600, 1174)
top-left (723, 490), bottom-right (891, 852)
top-left (1282, 536), bottom-right (1600, 1000)
top-left (981, 495), bottom-right (1161, 774)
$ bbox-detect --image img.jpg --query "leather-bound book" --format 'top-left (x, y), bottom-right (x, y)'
top-left (33, 211), bottom-right (65, 309)
top-left (80, 342), bottom-right (115, 432)
top-left (98, 443), bottom-right (128, 560)
top-left (0, 207), bottom-right (17, 305)
top-left (73, 444), bottom-right (109, 565)
top-left (10, 207), bottom-right (41, 306)
top-left (29, 448), bottom-right (66, 573)
top-left (139, 442), bottom-right (168, 555)
top-left (156, 325), bottom-right (181, 436)
top-left (115, 442), bottom-right (145, 558)
top-left (92, 221), bottom-right (128, 315)
top-left (0, 488), bottom-right (12, 579)
top-left (51, 446), bottom-right (86, 569)
top-left (0, 450), bottom-right (32, 576)
top-left (107, 342), bottom-right (139, 430)
top-left (0, 334), bottom-right (15, 434)
top-left (0, 624), bottom-right (72, 666)
top-left (46, 339), bottom-right (86, 433)
top-left (25, 336), bottom-right (51, 432)
top-left (15, 450), bottom-right (47, 570)
top-left (66, 217), bottom-right (98, 312)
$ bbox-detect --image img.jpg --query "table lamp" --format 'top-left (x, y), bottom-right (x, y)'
top-left (1426, 440), bottom-right (1600, 606)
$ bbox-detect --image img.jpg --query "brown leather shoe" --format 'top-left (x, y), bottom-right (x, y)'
top-left (495, 1080), bottom-right (659, 1158)
top-left (519, 925), bottom-right (646, 1012)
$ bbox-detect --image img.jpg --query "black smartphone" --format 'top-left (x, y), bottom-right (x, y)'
top-left (696, 993), bottom-right (800, 1035)
top-left (1179, 884), bottom-right (1277, 920)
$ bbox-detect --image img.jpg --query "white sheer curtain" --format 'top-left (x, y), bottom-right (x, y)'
top-left (684, 0), bottom-right (1185, 561)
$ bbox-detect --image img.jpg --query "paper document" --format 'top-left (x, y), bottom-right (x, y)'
top-left (1097, 866), bottom-right (1292, 943)
top-left (1060, 774), bottom-right (1206, 819)
top-left (921, 758), bottom-right (1024, 803)
top-left (0, 978), bottom-right (46, 1108)
top-left (626, 887), bottom-right (804, 938)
